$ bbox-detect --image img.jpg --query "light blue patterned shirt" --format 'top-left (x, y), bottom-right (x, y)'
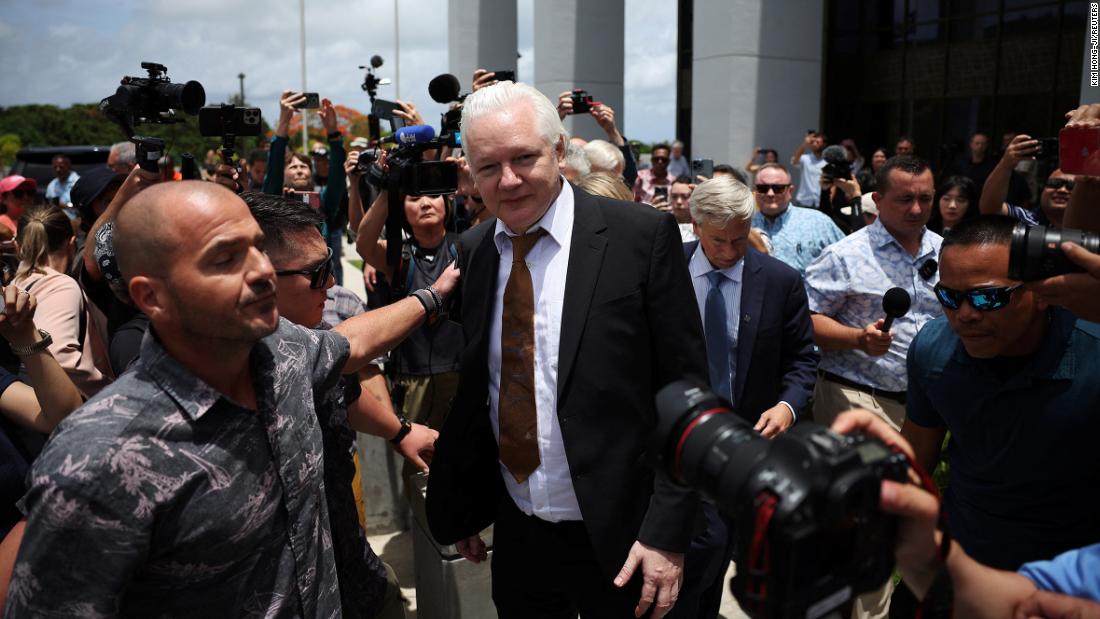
top-left (804, 219), bottom-right (943, 391)
top-left (752, 206), bottom-right (844, 276)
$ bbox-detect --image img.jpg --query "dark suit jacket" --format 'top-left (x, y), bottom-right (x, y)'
top-left (426, 185), bottom-right (708, 578)
top-left (683, 243), bottom-right (819, 422)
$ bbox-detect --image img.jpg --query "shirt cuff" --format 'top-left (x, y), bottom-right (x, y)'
top-left (778, 401), bottom-right (796, 424)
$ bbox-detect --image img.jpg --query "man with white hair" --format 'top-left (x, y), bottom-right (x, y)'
top-left (584, 139), bottom-right (626, 179)
top-left (561, 140), bottom-right (591, 181)
top-left (426, 81), bottom-right (708, 618)
top-left (107, 141), bottom-right (137, 175)
top-left (674, 176), bottom-right (818, 617)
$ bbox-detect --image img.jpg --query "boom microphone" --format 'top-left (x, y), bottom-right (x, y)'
top-left (428, 73), bottom-right (463, 103)
top-left (822, 144), bottom-right (849, 165)
top-left (881, 287), bottom-right (911, 331)
top-left (383, 125), bottom-right (437, 146)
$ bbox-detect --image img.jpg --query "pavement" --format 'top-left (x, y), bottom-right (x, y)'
top-left (343, 240), bottom-right (748, 618)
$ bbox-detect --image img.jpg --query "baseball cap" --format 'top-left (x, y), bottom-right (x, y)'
top-left (0, 175), bottom-right (37, 194)
top-left (350, 137), bottom-right (369, 149)
top-left (860, 193), bottom-right (878, 215)
top-left (71, 167), bottom-right (124, 222)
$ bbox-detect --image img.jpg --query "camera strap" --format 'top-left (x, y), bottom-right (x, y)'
top-left (895, 448), bottom-right (955, 618)
top-left (743, 491), bottom-right (779, 613)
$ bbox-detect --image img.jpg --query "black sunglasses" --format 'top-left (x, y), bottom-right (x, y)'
top-left (276, 247), bottom-right (333, 289)
top-left (933, 282), bottom-right (1022, 311)
top-left (651, 156), bottom-right (669, 163)
top-left (1045, 178), bottom-right (1075, 191)
top-left (755, 183), bottom-right (790, 194)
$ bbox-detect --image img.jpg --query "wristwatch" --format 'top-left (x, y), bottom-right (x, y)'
top-left (389, 415), bottom-right (413, 445)
top-left (10, 329), bottom-right (52, 357)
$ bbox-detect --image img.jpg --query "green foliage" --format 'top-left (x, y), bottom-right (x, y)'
top-left (0, 134), bottom-right (21, 169)
top-left (0, 103), bottom-right (272, 162)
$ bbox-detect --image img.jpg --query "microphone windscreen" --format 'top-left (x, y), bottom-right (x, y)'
top-left (393, 125), bottom-right (437, 145)
top-left (882, 287), bottom-right (912, 318)
top-left (429, 73), bottom-right (462, 103)
top-left (822, 144), bottom-right (850, 165)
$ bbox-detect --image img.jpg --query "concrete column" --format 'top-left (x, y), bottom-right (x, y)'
top-left (534, 0), bottom-right (625, 139)
top-left (1081, 10), bottom-right (1099, 105)
top-left (449, 0), bottom-right (519, 94)
top-left (691, 0), bottom-right (824, 176)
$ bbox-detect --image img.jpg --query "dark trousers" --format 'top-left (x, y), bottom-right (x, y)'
top-left (491, 496), bottom-right (643, 619)
top-left (666, 503), bottom-right (731, 618)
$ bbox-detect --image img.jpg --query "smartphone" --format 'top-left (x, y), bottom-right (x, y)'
top-left (198, 105), bottom-right (263, 137)
top-left (1059, 127), bottom-right (1100, 175)
top-left (493, 70), bottom-right (516, 82)
top-left (691, 158), bottom-right (714, 179)
top-left (295, 92), bottom-right (321, 109)
top-left (292, 191), bottom-right (321, 209)
top-left (653, 186), bottom-right (669, 200)
top-left (372, 99), bottom-right (407, 131)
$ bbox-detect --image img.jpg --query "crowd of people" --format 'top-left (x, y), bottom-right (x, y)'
top-left (0, 68), bottom-right (1096, 619)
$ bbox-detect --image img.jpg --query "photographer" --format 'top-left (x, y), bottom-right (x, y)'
top-left (263, 90), bottom-right (347, 284)
top-left (556, 91), bottom-right (638, 187)
top-left (354, 166), bottom-right (463, 446)
top-left (978, 133), bottom-right (1073, 228)
top-left (834, 409), bottom-right (1100, 618)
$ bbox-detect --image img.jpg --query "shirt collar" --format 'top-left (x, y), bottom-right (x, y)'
top-left (868, 218), bottom-right (939, 260)
top-left (755, 205), bottom-right (792, 229)
top-left (139, 328), bottom-right (230, 421)
top-left (493, 177), bottom-right (573, 253)
top-left (689, 243), bottom-right (744, 283)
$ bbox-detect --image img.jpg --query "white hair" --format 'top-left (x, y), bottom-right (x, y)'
top-left (461, 81), bottom-right (567, 158)
top-left (110, 141), bottom-right (136, 165)
top-left (583, 139), bottom-right (624, 175)
top-left (564, 142), bottom-right (591, 178)
top-left (690, 176), bottom-right (755, 227)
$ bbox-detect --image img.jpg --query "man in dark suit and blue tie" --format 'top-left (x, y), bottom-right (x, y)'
top-left (425, 81), bottom-right (709, 618)
top-left (671, 176), bottom-right (819, 617)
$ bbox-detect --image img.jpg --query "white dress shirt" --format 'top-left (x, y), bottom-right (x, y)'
top-left (488, 179), bottom-right (581, 521)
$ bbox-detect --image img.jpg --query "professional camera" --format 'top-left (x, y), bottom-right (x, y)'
top-left (99, 62), bottom-right (205, 129)
top-left (821, 144), bottom-right (852, 181)
top-left (1008, 223), bottom-right (1100, 280)
top-left (356, 126), bottom-right (458, 197)
top-left (653, 380), bottom-right (907, 619)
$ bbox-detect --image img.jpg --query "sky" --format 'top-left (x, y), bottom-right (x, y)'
top-left (0, 0), bottom-right (678, 144)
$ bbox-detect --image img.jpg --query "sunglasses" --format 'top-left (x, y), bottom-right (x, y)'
top-left (276, 247), bottom-right (333, 289)
top-left (1045, 178), bottom-right (1075, 191)
top-left (754, 183), bottom-right (790, 194)
top-left (933, 282), bottom-right (1022, 311)
top-left (651, 156), bottom-right (669, 163)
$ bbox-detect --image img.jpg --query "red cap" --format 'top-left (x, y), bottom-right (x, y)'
top-left (0, 175), bottom-right (37, 194)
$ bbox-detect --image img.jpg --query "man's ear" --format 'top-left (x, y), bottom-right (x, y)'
top-left (128, 275), bottom-right (170, 321)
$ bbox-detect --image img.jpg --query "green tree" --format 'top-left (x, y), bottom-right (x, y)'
top-left (0, 134), bottom-right (22, 170)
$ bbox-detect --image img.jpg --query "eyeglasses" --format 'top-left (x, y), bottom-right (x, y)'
top-left (1045, 178), bottom-right (1075, 191)
top-left (933, 282), bottom-right (1022, 311)
top-left (754, 184), bottom-right (790, 194)
top-left (651, 156), bottom-right (669, 163)
top-left (276, 247), bottom-right (333, 289)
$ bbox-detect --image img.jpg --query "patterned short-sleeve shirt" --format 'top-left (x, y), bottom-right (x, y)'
top-left (804, 219), bottom-right (943, 391)
top-left (5, 319), bottom-right (349, 618)
top-left (752, 205), bottom-right (845, 276)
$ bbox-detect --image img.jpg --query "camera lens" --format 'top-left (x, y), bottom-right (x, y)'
top-left (158, 80), bottom-right (206, 115)
top-left (1009, 223), bottom-right (1100, 280)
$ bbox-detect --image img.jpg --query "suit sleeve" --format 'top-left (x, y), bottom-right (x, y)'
top-left (636, 212), bottom-right (706, 553)
top-left (776, 270), bottom-right (820, 417)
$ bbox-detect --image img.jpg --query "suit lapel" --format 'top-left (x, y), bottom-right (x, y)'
top-left (734, 249), bottom-right (764, 405)
top-left (557, 187), bottom-right (608, 400)
top-left (462, 223), bottom-right (501, 356)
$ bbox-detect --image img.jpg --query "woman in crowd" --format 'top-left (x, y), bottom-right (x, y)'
top-left (928, 175), bottom-right (980, 235)
top-left (13, 206), bottom-right (112, 397)
top-left (856, 147), bottom-right (889, 193)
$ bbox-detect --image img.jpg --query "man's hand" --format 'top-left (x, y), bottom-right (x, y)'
top-left (471, 68), bottom-right (498, 92)
top-left (754, 404), bottom-right (793, 438)
top-left (393, 100), bottom-right (424, 127)
top-left (1065, 103), bottom-right (1100, 129)
top-left (591, 103), bottom-right (625, 145)
top-left (832, 410), bottom-right (942, 598)
top-left (362, 261), bottom-right (378, 292)
top-left (650, 195), bottom-right (670, 211)
top-left (397, 422), bottom-right (438, 474)
top-left (456, 534), bottom-right (488, 563)
top-left (345, 150), bottom-right (362, 178)
top-left (556, 91), bottom-right (573, 120)
top-left (0, 286), bottom-right (37, 347)
top-left (320, 98), bottom-right (339, 136)
top-left (857, 319), bottom-right (893, 356)
top-left (210, 162), bottom-right (241, 193)
top-left (277, 90), bottom-right (306, 136)
top-left (835, 176), bottom-right (862, 199)
top-left (1026, 242), bottom-right (1100, 322)
top-left (1001, 134), bottom-right (1040, 168)
top-left (1015, 590), bottom-right (1100, 619)
top-left (431, 262), bottom-right (461, 299)
top-left (614, 541), bottom-right (683, 619)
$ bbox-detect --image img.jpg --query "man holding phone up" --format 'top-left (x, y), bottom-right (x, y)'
top-left (263, 90), bottom-right (348, 284)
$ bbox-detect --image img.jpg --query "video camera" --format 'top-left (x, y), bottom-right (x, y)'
top-left (821, 145), bottom-right (852, 181)
top-left (653, 380), bottom-right (907, 619)
top-left (99, 62), bottom-right (206, 172)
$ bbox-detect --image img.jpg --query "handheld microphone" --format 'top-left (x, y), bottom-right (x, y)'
top-left (428, 73), bottom-right (463, 103)
top-left (881, 287), bottom-right (911, 331)
top-left (383, 125), bottom-right (436, 146)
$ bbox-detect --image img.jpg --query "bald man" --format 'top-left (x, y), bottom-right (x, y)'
top-left (5, 182), bottom-right (458, 617)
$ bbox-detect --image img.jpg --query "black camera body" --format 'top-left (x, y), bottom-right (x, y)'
top-left (654, 380), bottom-right (907, 619)
top-left (357, 144), bottom-right (458, 198)
top-left (100, 62), bottom-right (205, 129)
top-left (571, 89), bottom-right (595, 114)
top-left (1008, 223), bottom-right (1100, 280)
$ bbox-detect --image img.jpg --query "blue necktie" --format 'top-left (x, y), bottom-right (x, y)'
top-left (704, 270), bottom-right (732, 402)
